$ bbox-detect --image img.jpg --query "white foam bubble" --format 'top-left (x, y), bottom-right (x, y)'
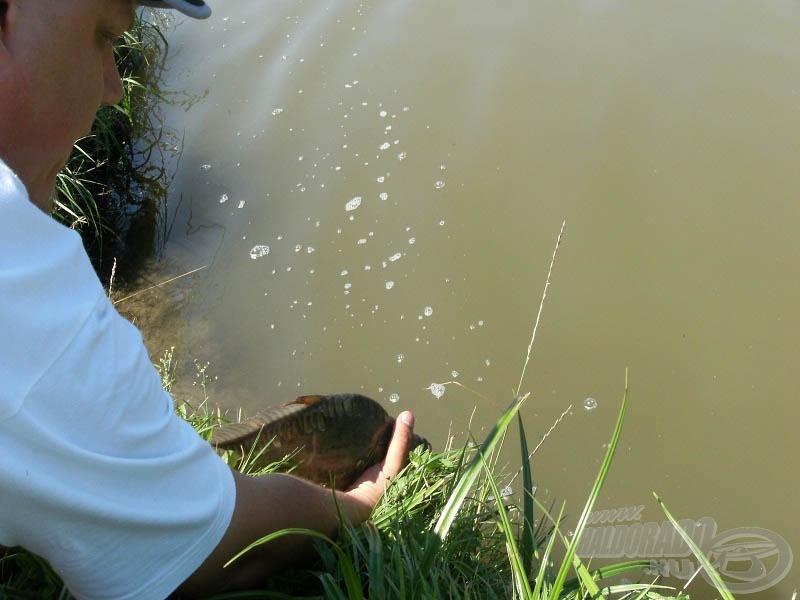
top-left (428, 383), bottom-right (446, 399)
top-left (345, 196), bottom-right (362, 211)
top-left (249, 245), bottom-right (270, 259)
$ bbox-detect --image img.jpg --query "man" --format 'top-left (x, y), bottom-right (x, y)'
top-left (0, 0), bottom-right (417, 598)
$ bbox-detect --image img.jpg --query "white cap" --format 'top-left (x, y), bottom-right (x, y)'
top-left (137, 0), bottom-right (212, 19)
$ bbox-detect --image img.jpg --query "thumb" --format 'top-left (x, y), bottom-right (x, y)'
top-left (381, 411), bottom-right (415, 479)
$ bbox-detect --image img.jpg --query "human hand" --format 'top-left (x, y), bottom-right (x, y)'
top-left (344, 411), bottom-right (416, 520)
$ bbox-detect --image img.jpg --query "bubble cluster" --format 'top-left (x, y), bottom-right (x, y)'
top-left (428, 382), bottom-right (446, 399)
top-left (249, 245), bottom-right (270, 260)
top-left (345, 196), bottom-right (362, 211)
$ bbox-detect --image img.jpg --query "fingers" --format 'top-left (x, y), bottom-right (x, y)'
top-left (381, 411), bottom-right (415, 480)
top-left (342, 411), bottom-right (416, 516)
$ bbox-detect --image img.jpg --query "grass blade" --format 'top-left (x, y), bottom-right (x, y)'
top-left (479, 451), bottom-right (533, 598)
top-left (653, 493), bottom-right (735, 600)
top-left (532, 501), bottom-right (564, 600)
top-left (550, 370), bottom-right (629, 599)
top-left (225, 528), bottom-right (363, 599)
top-left (561, 560), bottom-right (657, 594)
top-left (517, 413), bottom-right (535, 578)
top-left (425, 393), bottom-right (530, 569)
top-left (363, 522), bottom-right (386, 599)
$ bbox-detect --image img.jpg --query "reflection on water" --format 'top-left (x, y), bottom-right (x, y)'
top-left (135, 1), bottom-right (800, 596)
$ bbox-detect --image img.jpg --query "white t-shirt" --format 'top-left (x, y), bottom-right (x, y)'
top-left (0, 159), bottom-right (236, 599)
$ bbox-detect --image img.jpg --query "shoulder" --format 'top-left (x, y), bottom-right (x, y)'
top-left (0, 158), bottom-right (108, 417)
top-left (0, 160), bottom-right (237, 597)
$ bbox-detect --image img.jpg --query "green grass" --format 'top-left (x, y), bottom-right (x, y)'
top-left (197, 369), bottom-right (728, 600)
top-left (53, 12), bottom-right (174, 287)
top-left (0, 349), bottom-right (736, 599)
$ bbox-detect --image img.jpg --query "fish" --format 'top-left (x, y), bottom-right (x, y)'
top-left (210, 393), bottom-right (429, 488)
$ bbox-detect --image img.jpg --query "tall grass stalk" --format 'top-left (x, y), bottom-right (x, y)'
top-left (653, 494), bottom-right (735, 600)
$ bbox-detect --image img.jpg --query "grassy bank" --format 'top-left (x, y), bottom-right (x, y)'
top-left (0, 350), bottom-right (736, 599)
top-left (53, 12), bottom-right (174, 288)
top-left (179, 368), bottom-right (733, 600)
top-left (0, 354), bottom-right (732, 600)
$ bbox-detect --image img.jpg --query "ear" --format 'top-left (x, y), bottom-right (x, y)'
top-left (0, 0), bottom-right (19, 66)
top-left (0, 2), bottom-right (10, 54)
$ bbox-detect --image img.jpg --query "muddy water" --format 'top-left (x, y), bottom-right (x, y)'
top-left (134, 1), bottom-right (800, 596)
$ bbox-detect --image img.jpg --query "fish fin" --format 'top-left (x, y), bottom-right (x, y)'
top-left (289, 394), bottom-right (327, 407)
top-left (210, 417), bottom-right (267, 447)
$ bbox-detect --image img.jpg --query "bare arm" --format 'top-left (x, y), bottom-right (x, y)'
top-left (178, 411), bottom-right (416, 596)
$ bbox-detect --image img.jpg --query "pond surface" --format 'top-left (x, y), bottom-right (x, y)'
top-left (134, 1), bottom-right (800, 596)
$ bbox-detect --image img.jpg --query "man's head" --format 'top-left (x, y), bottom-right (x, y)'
top-left (0, 0), bottom-right (210, 211)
